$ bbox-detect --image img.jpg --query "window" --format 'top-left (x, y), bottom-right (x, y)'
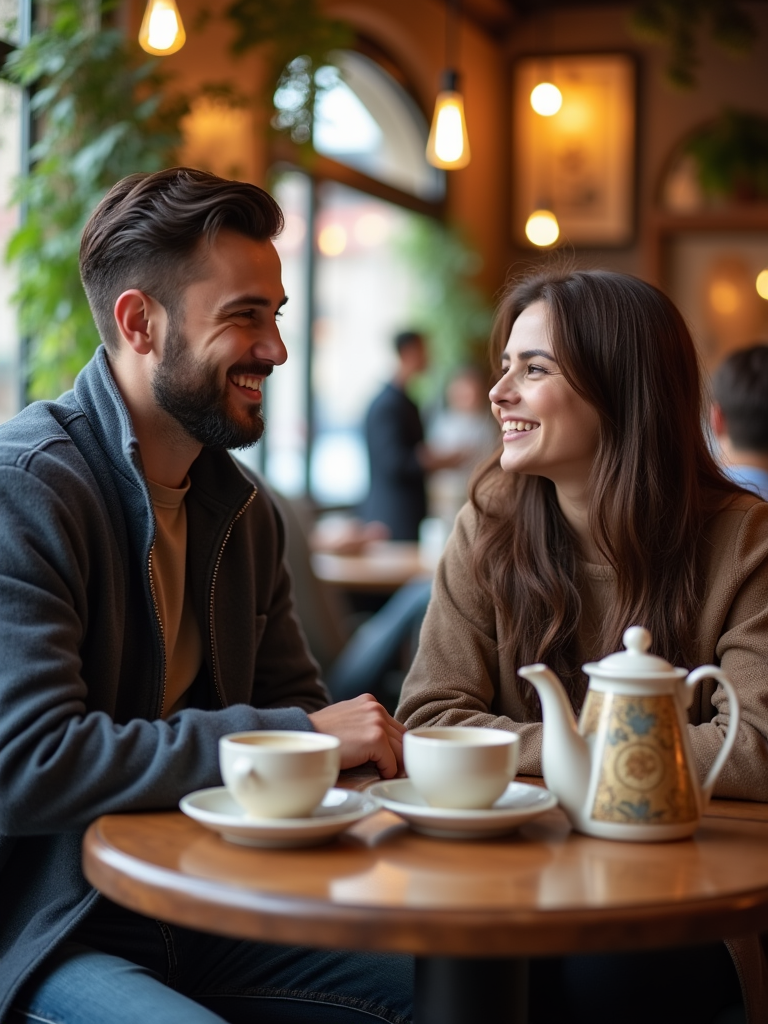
top-left (259, 49), bottom-right (443, 507)
top-left (313, 51), bottom-right (443, 203)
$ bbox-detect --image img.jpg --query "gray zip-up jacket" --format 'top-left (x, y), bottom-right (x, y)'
top-left (0, 347), bottom-right (328, 1017)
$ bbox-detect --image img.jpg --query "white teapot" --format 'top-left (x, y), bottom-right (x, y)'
top-left (518, 626), bottom-right (740, 842)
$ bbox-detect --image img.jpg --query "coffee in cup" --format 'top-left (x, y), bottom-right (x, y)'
top-left (404, 727), bottom-right (519, 809)
top-left (219, 731), bottom-right (341, 819)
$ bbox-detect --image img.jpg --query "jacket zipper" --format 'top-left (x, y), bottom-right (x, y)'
top-left (208, 488), bottom-right (258, 708)
top-left (147, 543), bottom-right (168, 718)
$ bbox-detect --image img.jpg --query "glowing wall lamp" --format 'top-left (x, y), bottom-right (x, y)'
top-left (757, 268), bottom-right (768, 300)
top-left (427, 0), bottom-right (470, 170)
top-left (139, 0), bottom-right (186, 56)
top-left (530, 82), bottom-right (562, 117)
top-left (525, 209), bottom-right (560, 247)
top-left (524, 66), bottom-right (561, 245)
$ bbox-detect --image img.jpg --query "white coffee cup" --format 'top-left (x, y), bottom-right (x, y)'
top-left (404, 727), bottom-right (520, 809)
top-left (219, 731), bottom-right (341, 819)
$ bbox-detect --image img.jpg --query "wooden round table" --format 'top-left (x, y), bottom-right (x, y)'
top-left (83, 796), bottom-right (768, 1024)
top-left (311, 542), bottom-right (431, 593)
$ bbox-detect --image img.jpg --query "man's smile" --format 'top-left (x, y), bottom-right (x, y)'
top-left (229, 373), bottom-right (264, 398)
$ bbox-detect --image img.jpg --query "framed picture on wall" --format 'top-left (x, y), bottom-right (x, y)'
top-left (512, 53), bottom-right (637, 248)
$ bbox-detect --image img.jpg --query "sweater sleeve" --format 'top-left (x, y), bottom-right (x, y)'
top-left (687, 500), bottom-right (768, 801)
top-left (396, 503), bottom-right (544, 775)
top-left (0, 457), bottom-right (317, 838)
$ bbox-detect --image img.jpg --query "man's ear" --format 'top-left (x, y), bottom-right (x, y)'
top-left (710, 402), bottom-right (727, 439)
top-left (113, 290), bottom-right (166, 355)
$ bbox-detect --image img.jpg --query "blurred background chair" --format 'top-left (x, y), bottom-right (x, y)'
top-left (271, 486), bottom-right (431, 714)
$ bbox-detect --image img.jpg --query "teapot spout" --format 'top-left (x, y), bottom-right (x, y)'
top-left (518, 663), bottom-right (591, 824)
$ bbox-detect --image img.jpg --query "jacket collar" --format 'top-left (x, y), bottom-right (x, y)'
top-left (72, 346), bottom-right (255, 545)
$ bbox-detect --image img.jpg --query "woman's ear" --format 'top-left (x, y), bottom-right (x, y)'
top-left (113, 290), bottom-right (166, 355)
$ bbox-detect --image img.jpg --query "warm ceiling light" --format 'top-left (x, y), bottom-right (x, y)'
top-left (525, 209), bottom-right (560, 247)
top-left (427, 71), bottom-right (470, 170)
top-left (757, 269), bottom-right (768, 300)
top-left (317, 223), bottom-right (347, 257)
top-left (139, 0), bottom-right (186, 56)
top-left (530, 82), bottom-right (562, 116)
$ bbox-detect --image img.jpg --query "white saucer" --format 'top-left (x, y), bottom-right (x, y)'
top-left (367, 779), bottom-right (557, 839)
top-left (180, 787), bottom-right (378, 848)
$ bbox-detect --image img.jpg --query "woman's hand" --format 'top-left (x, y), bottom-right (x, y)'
top-left (308, 694), bottom-right (406, 779)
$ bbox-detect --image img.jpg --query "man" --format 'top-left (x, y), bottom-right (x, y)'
top-left (0, 168), bottom-right (410, 1024)
top-left (360, 331), bottom-right (463, 542)
top-left (711, 343), bottom-right (768, 500)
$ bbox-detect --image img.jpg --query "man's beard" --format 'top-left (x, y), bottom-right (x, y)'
top-left (152, 319), bottom-right (271, 451)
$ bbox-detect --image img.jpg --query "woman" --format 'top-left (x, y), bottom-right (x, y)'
top-left (396, 268), bottom-right (768, 1024)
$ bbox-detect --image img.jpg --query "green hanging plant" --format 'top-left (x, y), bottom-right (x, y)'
top-left (223, 0), bottom-right (352, 145)
top-left (395, 218), bottom-right (494, 406)
top-left (3, 0), bottom-right (188, 399)
top-left (630, 0), bottom-right (757, 89)
top-left (684, 110), bottom-right (768, 202)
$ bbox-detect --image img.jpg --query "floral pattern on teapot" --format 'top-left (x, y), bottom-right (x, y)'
top-left (580, 691), bottom-right (699, 826)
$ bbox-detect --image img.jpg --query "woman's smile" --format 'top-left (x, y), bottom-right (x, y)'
top-left (502, 418), bottom-right (540, 437)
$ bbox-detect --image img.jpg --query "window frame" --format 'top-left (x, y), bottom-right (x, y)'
top-left (265, 41), bottom-right (447, 503)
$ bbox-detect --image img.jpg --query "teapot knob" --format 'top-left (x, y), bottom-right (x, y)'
top-left (623, 625), bottom-right (652, 654)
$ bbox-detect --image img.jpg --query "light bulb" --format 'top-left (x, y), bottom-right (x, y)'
top-left (426, 73), bottom-right (470, 170)
top-left (139, 0), bottom-right (186, 56)
top-left (525, 209), bottom-right (560, 247)
top-left (530, 82), bottom-right (562, 117)
top-left (757, 269), bottom-right (768, 300)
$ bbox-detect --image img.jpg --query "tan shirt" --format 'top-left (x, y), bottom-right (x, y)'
top-left (397, 493), bottom-right (768, 801)
top-left (148, 478), bottom-right (203, 717)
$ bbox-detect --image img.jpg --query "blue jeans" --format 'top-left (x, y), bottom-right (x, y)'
top-left (9, 899), bottom-right (413, 1024)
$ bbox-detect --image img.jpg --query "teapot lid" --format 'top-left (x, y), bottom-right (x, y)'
top-left (584, 626), bottom-right (685, 679)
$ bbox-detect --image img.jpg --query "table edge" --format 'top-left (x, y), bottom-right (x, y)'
top-left (83, 816), bottom-right (768, 957)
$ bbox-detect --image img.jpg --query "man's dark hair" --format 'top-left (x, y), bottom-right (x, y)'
top-left (79, 167), bottom-right (284, 351)
top-left (712, 343), bottom-right (768, 451)
top-left (394, 330), bottom-right (424, 355)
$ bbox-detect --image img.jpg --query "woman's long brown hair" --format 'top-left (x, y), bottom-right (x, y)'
top-left (470, 268), bottom-right (741, 714)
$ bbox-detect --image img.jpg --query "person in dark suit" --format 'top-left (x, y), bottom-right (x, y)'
top-left (359, 331), bottom-right (430, 541)
top-left (361, 331), bottom-right (467, 542)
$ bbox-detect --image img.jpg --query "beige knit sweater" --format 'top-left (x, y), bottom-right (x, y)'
top-left (397, 492), bottom-right (768, 799)
top-left (396, 492), bottom-right (768, 1021)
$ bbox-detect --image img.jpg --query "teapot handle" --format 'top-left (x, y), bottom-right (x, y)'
top-left (685, 666), bottom-right (741, 805)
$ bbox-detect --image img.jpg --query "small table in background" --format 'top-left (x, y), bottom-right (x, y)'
top-left (83, 774), bottom-right (768, 1024)
top-left (311, 541), bottom-right (431, 595)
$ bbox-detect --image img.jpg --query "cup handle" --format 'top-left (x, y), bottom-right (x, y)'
top-left (229, 756), bottom-right (260, 804)
top-left (685, 665), bottom-right (741, 805)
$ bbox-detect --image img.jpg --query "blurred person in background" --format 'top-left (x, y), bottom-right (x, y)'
top-left (359, 330), bottom-right (465, 541)
top-left (427, 365), bottom-right (499, 525)
top-left (711, 343), bottom-right (768, 500)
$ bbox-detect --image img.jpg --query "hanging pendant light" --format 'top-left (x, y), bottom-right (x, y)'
top-left (426, 70), bottom-right (471, 169)
top-left (427, 0), bottom-right (470, 170)
top-left (139, 0), bottom-right (186, 56)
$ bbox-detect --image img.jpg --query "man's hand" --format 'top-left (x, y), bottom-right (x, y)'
top-left (308, 694), bottom-right (406, 779)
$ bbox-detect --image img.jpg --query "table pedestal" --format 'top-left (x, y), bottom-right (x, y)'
top-left (415, 957), bottom-right (528, 1024)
